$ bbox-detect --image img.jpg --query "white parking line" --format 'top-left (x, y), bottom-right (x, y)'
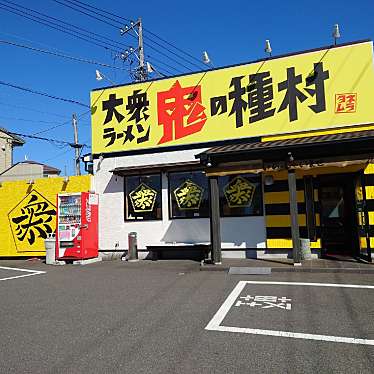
top-left (205, 281), bottom-right (374, 346)
top-left (0, 266), bottom-right (46, 282)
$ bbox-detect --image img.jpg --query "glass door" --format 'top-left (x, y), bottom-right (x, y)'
top-left (319, 174), bottom-right (359, 257)
top-left (320, 185), bottom-right (347, 253)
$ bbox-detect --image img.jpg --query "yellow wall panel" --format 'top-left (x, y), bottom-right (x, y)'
top-left (365, 186), bottom-right (374, 200)
top-left (359, 237), bottom-right (374, 250)
top-left (310, 239), bottom-right (322, 249)
top-left (266, 239), bottom-right (292, 248)
top-left (364, 163), bottom-right (374, 174)
top-left (264, 191), bottom-right (305, 204)
top-left (266, 214), bottom-right (306, 227)
top-left (266, 238), bottom-right (321, 249)
top-left (0, 176), bottom-right (91, 257)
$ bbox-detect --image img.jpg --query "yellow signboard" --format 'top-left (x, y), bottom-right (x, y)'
top-left (91, 41), bottom-right (374, 155)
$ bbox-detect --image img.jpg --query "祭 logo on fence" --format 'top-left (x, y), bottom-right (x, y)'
top-left (174, 180), bottom-right (204, 210)
top-left (8, 190), bottom-right (56, 252)
top-left (224, 176), bottom-right (256, 208)
top-left (129, 183), bottom-right (157, 212)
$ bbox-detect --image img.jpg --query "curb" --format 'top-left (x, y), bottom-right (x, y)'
top-left (200, 265), bottom-right (374, 274)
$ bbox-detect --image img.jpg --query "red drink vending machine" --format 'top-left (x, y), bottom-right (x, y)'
top-left (56, 192), bottom-right (99, 260)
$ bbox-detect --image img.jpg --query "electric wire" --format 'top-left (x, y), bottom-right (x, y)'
top-left (58, 0), bottom-right (132, 22)
top-left (0, 3), bottom-right (121, 54)
top-left (0, 39), bottom-right (130, 71)
top-left (2, 0), bottom-right (133, 51)
top-left (32, 85), bottom-right (107, 136)
top-left (0, 100), bottom-right (68, 118)
top-left (60, 0), bottom-right (206, 68)
top-left (145, 62), bottom-right (174, 77)
top-left (55, 0), bottom-right (192, 72)
top-left (143, 28), bottom-right (207, 68)
top-left (52, 0), bottom-right (121, 29)
top-left (0, 80), bottom-right (89, 108)
top-left (7, 131), bottom-right (87, 147)
top-left (144, 54), bottom-right (182, 74)
top-left (0, 115), bottom-right (64, 125)
top-left (42, 148), bottom-right (71, 163)
top-left (53, 0), bottom-right (204, 72)
top-left (0, 2), bottom-right (122, 54)
top-left (143, 41), bottom-right (194, 72)
top-left (142, 34), bottom-right (203, 70)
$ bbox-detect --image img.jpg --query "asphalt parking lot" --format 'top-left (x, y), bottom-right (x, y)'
top-left (0, 260), bottom-right (373, 374)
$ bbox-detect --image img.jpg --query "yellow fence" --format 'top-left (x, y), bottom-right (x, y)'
top-left (0, 176), bottom-right (91, 257)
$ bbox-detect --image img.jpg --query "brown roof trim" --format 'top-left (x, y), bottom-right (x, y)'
top-left (198, 129), bottom-right (374, 165)
top-left (110, 161), bottom-right (201, 175)
top-left (202, 130), bottom-right (374, 155)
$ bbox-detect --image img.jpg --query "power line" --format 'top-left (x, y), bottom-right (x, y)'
top-left (53, 0), bottom-right (203, 73)
top-left (145, 61), bottom-right (174, 76)
top-left (0, 101), bottom-right (68, 118)
top-left (42, 148), bottom-right (71, 163)
top-left (142, 34), bottom-right (203, 70)
top-left (145, 54), bottom-right (182, 74)
top-left (143, 29), bottom-right (207, 68)
top-left (62, 0), bottom-right (206, 69)
top-left (32, 85), bottom-right (108, 136)
top-left (0, 3), bottom-right (121, 54)
top-left (32, 110), bottom-right (90, 136)
top-left (5, 0), bottom-right (132, 50)
top-left (8, 131), bottom-right (87, 147)
top-left (52, 0), bottom-right (121, 28)
top-left (0, 115), bottom-right (64, 124)
top-left (32, 118), bottom-right (71, 136)
top-left (61, 0), bottom-right (132, 22)
top-left (0, 80), bottom-right (89, 108)
top-left (143, 41), bottom-right (194, 72)
top-left (0, 39), bottom-right (130, 70)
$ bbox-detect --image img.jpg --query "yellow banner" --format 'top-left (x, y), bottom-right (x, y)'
top-left (91, 41), bottom-right (374, 155)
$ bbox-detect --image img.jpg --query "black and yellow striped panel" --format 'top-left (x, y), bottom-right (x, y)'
top-left (362, 164), bottom-right (374, 250)
top-left (264, 177), bottom-right (321, 249)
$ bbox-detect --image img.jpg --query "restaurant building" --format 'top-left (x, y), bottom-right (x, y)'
top-left (91, 40), bottom-right (374, 263)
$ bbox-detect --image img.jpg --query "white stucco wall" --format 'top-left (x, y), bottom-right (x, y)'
top-left (93, 148), bottom-right (266, 255)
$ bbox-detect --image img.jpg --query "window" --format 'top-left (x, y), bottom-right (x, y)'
top-left (169, 170), bottom-right (209, 218)
top-left (125, 174), bottom-right (162, 220)
top-left (219, 174), bottom-right (263, 216)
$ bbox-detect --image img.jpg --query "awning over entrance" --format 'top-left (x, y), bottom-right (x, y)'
top-left (197, 129), bottom-right (374, 168)
top-left (197, 129), bottom-right (374, 265)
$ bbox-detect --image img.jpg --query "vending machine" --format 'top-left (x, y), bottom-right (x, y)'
top-left (56, 192), bottom-right (98, 260)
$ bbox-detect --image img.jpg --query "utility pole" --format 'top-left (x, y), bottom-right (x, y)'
top-left (120, 18), bottom-right (147, 81)
top-left (137, 17), bottom-right (146, 81)
top-left (72, 113), bottom-right (81, 176)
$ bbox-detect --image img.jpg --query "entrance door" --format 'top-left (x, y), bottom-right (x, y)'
top-left (319, 174), bottom-right (359, 257)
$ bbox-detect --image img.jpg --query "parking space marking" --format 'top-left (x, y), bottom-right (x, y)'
top-left (205, 281), bottom-right (374, 346)
top-left (0, 266), bottom-right (46, 282)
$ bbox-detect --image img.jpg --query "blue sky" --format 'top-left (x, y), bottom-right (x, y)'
top-left (0, 0), bottom-right (373, 175)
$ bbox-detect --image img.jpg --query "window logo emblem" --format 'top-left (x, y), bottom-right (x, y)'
top-left (174, 179), bottom-right (204, 210)
top-left (129, 183), bottom-right (157, 212)
top-left (224, 176), bottom-right (256, 208)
